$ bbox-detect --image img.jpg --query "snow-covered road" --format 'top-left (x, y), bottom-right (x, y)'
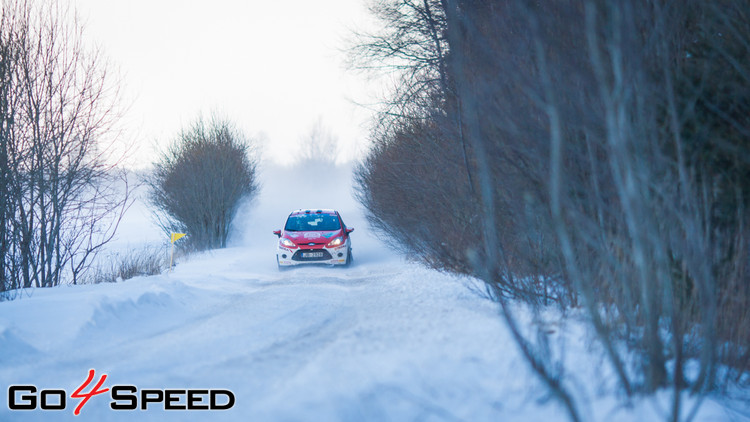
top-left (1, 163), bottom-right (747, 421)
top-left (0, 229), bottom-right (522, 421)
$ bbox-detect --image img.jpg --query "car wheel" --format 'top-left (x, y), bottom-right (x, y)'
top-left (343, 248), bottom-right (352, 268)
top-left (277, 256), bottom-right (287, 271)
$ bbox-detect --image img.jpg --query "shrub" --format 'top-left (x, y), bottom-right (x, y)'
top-left (82, 247), bottom-right (167, 284)
top-left (148, 116), bottom-right (259, 250)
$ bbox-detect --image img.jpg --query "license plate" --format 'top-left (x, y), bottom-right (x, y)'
top-left (302, 251), bottom-right (324, 258)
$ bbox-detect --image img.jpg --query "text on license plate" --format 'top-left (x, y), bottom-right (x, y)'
top-left (302, 251), bottom-right (324, 258)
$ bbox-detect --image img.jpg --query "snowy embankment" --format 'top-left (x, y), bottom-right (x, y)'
top-left (0, 163), bottom-right (747, 421)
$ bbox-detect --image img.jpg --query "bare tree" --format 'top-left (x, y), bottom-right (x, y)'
top-left (349, 0), bottom-right (449, 119)
top-left (148, 115), bottom-right (259, 251)
top-left (1, 0), bottom-right (129, 294)
top-left (0, 4), bottom-right (15, 297)
top-left (297, 117), bottom-right (339, 164)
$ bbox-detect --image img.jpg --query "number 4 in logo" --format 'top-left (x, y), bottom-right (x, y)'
top-left (71, 369), bottom-right (110, 416)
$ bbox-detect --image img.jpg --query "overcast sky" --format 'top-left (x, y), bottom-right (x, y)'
top-left (70, 0), bottom-right (378, 167)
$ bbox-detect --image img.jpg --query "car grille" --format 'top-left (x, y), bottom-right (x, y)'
top-left (291, 249), bottom-right (333, 262)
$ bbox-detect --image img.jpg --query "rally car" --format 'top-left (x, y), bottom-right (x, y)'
top-left (273, 209), bottom-right (353, 268)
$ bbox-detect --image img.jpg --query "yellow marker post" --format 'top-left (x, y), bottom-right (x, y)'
top-left (169, 233), bottom-right (187, 273)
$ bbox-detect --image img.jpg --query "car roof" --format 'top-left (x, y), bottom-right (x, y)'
top-left (289, 209), bottom-right (338, 216)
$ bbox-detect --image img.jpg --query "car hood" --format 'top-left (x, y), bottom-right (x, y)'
top-left (283, 230), bottom-right (342, 245)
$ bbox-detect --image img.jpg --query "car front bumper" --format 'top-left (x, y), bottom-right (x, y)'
top-left (277, 244), bottom-right (349, 266)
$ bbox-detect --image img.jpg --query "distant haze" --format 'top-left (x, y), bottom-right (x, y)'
top-left (71, 0), bottom-right (378, 167)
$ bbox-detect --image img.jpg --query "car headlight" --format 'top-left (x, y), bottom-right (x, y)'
top-left (326, 236), bottom-right (343, 248)
top-left (280, 238), bottom-right (296, 248)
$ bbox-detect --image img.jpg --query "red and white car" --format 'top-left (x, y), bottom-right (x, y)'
top-left (273, 209), bottom-right (353, 268)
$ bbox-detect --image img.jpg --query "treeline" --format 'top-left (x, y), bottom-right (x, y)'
top-left (0, 0), bottom-right (127, 296)
top-left (354, 1), bottom-right (750, 420)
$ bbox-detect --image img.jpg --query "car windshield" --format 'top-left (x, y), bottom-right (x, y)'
top-left (285, 213), bottom-right (341, 231)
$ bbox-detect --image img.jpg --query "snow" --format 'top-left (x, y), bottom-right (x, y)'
top-left (0, 163), bottom-right (748, 421)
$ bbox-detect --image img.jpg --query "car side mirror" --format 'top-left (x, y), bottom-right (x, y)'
top-left (273, 230), bottom-right (281, 238)
top-left (346, 228), bottom-right (354, 234)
